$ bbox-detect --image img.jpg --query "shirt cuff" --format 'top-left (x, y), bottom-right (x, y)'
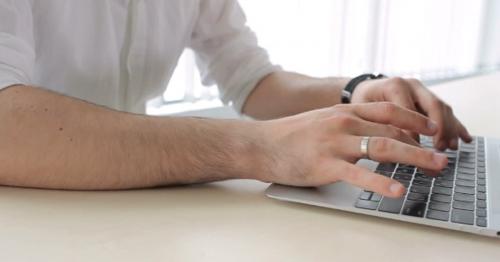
top-left (0, 78), bottom-right (25, 90)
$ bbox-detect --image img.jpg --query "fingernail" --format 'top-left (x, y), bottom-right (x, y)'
top-left (390, 183), bottom-right (405, 194)
top-left (434, 153), bottom-right (448, 166)
top-left (427, 120), bottom-right (438, 132)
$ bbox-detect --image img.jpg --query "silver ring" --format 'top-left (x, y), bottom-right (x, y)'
top-left (360, 136), bottom-right (370, 159)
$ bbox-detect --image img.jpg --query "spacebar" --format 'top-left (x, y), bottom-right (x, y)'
top-left (378, 197), bottom-right (405, 214)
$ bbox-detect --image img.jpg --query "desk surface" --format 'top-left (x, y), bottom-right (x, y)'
top-left (1, 72), bottom-right (500, 262)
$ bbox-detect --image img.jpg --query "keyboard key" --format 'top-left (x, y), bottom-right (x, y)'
top-left (432, 186), bottom-right (452, 195)
top-left (402, 200), bottom-right (426, 217)
top-left (451, 209), bottom-right (474, 225)
top-left (431, 194), bottom-right (452, 203)
top-left (407, 192), bottom-right (428, 202)
top-left (453, 200), bottom-right (474, 211)
top-left (435, 180), bottom-right (453, 188)
top-left (454, 193), bottom-right (475, 202)
top-left (399, 180), bottom-right (410, 188)
top-left (426, 210), bottom-right (449, 221)
top-left (459, 157), bottom-right (475, 163)
top-left (478, 167), bottom-right (486, 173)
top-left (445, 151), bottom-right (457, 157)
top-left (455, 179), bottom-right (475, 188)
top-left (456, 173), bottom-right (475, 181)
top-left (396, 167), bottom-right (414, 175)
top-left (455, 186), bottom-right (475, 195)
top-left (460, 158), bottom-right (475, 164)
top-left (410, 185), bottom-right (430, 194)
top-left (476, 217), bottom-right (487, 227)
top-left (477, 173), bottom-right (485, 179)
top-left (393, 173), bottom-right (413, 181)
top-left (477, 200), bottom-right (487, 209)
top-left (477, 179), bottom-right (486, 186)
top-left (459, 151), bottom-right (474, 157)
top-left (355, 199), bottom-right (379, 210)
top-left (436, 175), bottom-right (454, 181)
top-left (371, 193), bottom-right (382, 202)
top-left (377, 163), bottom-right (397, 172)
top-left (413, 179), bottom-right (432, 187)
top-left (440, 168), bottom-right (454, 176)
top-left (375, 170), bottom-right (393, 177)
top-left (458, 162), bottom-right (475, 169)
top-left (416, 169), bottom-right (427, 174)
top-left (378, 197), bottom-right (404, 214)
top-left (414, 173), bottom-right (433, 181)
top-left (460, 147), bottom-right (475, 153)
top-left (359, 191), bottom-right (373, 200)
top-left (477, 185), bottom-right (486, 192)
top-left (477, 208), bottom-right (487, 217)
top-left (457, 167), bottom-right (475, 174)
top-left (429, 202), bottom-right (451, 212)
top-left (477, 192), bottom-right (486, 200)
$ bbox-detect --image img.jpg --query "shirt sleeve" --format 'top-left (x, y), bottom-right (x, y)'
top-left (188, 0), bottom-right (281, 113)
top-left (0, 0), bottom-right (35, 90)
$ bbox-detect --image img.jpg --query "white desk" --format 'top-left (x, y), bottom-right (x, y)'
top-left (1, 72), bottom-right (500, 262)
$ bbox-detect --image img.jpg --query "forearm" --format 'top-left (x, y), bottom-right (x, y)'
top-left (242, 71), bottom-right (349, 119)
top-left (0, 85), bottom-right (260, 190)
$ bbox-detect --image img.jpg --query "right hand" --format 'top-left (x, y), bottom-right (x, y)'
top-left (257, 102), bottom-right (449, 198)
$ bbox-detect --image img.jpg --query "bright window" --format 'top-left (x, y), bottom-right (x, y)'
top-left (148, 0), bottom-right (500, 115)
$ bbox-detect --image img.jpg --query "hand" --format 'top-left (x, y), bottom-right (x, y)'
top-left (257, 102), bottom-right (448, 198)
top-left (350, 77), bottom-right (472, 150)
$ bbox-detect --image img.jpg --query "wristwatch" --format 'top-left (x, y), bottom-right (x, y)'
top-left (341, 73), bottom-right (386, 104)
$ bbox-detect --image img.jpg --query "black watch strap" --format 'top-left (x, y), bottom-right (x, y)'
top-left (341, 73), bottom-right (386, 104)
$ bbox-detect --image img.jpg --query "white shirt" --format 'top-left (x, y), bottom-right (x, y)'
top-left (0, 0), bottom-right (278, 113)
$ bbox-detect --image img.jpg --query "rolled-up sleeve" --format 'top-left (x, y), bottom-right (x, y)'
top-left (188, 0), bottom-right (281, 113)
top-left (0, 0), bottom-right (35, 90)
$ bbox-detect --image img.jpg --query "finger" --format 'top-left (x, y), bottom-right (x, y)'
top-left (336, 161), bottom-right (406, 198)
top-left (344, 136), bottom-right (448, 171)
top-left (456, 118), bottom-right (473, 143)
top-left (385, 88), bottom-right (420, 142)
top-left (412, 86), bottom-right (458, 150)
top-left (350, 102), bottom-right (438, 136)
top-left (405, 130), bottom-right (420, 144)
top-left (344, 118), bottom-right (419, 147)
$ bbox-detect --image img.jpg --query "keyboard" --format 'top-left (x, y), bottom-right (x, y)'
top-left (354, 136), bottom-right (488, 227)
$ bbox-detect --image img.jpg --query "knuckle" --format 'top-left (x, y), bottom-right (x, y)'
top-left (331, 114), bottom-right (355, 128)
top-left (380, 102), bottom-right (398, 116)
top-left (387, 77), bottom-right (408, 91)
top-left (388, 76), bottom-right (406, 86)
top-left (389, 127), bottom-right (405, 140)
top-left (418, 149), bottom-right (435, 164)
top-left (406, 78), bottom-right (421, 85)
top-left (371, 137), bottom-right (392, 156)
top-left (406, 77), bottom-right (420, 84)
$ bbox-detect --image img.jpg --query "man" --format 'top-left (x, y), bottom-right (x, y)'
top-left (0, 0), bottom-right (470, 198)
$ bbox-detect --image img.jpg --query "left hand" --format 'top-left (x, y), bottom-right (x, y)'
top-left (350, 77), bottom-right (472, 150)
